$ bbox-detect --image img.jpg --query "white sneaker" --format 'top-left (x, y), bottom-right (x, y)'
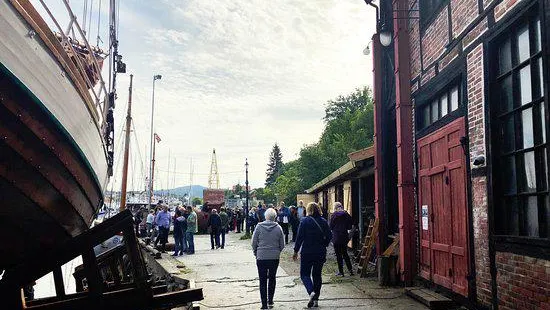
top-left (307, 292), bottom-right (316, 308)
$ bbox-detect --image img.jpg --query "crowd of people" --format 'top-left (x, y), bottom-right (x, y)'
top-left (142, 199), bottom-right (355, 310)
top-left (142, 201), bottom-right (198, 255)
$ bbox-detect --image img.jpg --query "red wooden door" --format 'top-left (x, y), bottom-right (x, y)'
top-left (417, 117), bottom-right (469, 297)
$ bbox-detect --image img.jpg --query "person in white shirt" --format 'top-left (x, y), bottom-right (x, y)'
top-left (146, 210), bottom-right (155, 237)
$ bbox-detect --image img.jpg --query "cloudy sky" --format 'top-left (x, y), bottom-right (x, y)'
top-left (39, 0), bottom-right (375, 190)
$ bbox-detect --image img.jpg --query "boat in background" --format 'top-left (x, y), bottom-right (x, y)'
top-left (0, 0), bottom-right (118, 271)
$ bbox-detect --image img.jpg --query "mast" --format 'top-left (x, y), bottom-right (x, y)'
top-left (119, 74), bottom-right (133, 211)
top-left (167, 149), bottom-right (171, 200)
top-left (151, 135), bottom-right (157, 203)
top-left (188, 158), bottom-right (193, 205)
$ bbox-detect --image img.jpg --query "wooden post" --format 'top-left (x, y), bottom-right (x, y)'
top-left (52, 266), bottom-right (65, 297)
top-left (120, 74), bottom-right (133, 211)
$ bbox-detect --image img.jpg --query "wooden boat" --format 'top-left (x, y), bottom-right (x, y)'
top-left (0, 0), bottom-right (111, 271)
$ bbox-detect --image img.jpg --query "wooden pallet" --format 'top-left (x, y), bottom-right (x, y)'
top-left (357, 217), bottom-right (379, 277)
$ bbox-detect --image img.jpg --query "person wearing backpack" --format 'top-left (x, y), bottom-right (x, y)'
top-left (293, 202), bottom-right (332, 308)
top-left (277, 202), bottom-right (291, 244)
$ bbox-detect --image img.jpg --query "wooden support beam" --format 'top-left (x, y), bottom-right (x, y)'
top-left (52, 267), bottom-right (65, 297)
top-left (0, 210), bottom-right (133, 291)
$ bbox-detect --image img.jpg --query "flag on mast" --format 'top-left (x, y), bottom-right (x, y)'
top-left (154, 133), bottom-right (161, 143)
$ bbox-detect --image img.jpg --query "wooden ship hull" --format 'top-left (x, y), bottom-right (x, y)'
top-left (0, 0), bottom-right (108, 270)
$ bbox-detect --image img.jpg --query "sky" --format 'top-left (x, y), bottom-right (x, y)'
top-left (36, 0), bottom-right (376, 190)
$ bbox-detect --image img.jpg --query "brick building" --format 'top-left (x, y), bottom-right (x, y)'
top-left (371, 0), bottom-right (549, 308)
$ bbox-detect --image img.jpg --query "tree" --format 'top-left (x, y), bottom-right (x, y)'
top-left (254, 187), bottom-right (276, 204)
top-left (273, 160), bottom-right (303, 206)
top-left (192, 197), bottom-right (202, 206)
top-left (265, 143), bottom-right (284, 186)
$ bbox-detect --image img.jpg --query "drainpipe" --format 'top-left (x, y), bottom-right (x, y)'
top-left (372, 33), bottom-right (386, 255)
top-left (392, 0), bottom-right (415, 285)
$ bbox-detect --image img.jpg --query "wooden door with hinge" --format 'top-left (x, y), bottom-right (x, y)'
top-left (417, 117), bottom-right (469, 297)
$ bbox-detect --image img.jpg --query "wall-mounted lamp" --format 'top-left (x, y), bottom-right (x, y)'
top-left (379, 24), bottom-right (392, 47)
top-left (363, 40), bottom-right (372, 55)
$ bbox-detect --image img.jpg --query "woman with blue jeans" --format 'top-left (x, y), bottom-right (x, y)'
top-left (293, 202), bottom-right (332, 308)
top-left (252, 208), bottom-right (285, 309)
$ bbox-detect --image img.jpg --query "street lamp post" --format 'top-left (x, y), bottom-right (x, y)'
top-left (148, 74), bottom-right (162, 209)
top-left (245, 159), bottom-right (250, 235)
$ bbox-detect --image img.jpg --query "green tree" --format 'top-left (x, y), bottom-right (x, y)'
top-left (273, 160), bottom-right (303, 205)
top-left (192, 197), bottom-right (203, 206)
top-left (265, 143), bottom-right (284, 186)
top-left (254, 187), bottom-right (276, 204)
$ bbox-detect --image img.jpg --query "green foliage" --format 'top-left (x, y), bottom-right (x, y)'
top-left (270, 86), bottom-right (374, 201)
top-left (265, 143), bottom-right (284, 187)
top-left (192, 197), bottom-right (202, 206)
top-left (273, 160), bottom-right (302, 206)
top-left (254, 187), bottom-right (276, 204)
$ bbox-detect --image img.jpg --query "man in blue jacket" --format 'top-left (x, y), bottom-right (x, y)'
top-left (277, 202), bottom-right (291, 244)
top-left (293, 202), bottom-right (332, 308)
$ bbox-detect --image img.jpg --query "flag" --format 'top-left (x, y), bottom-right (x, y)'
top-left (154, 133), bottom-right (161, 143)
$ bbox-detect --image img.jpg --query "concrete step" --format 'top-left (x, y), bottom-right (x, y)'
top-left (404, 287), bottom-right (455, 310)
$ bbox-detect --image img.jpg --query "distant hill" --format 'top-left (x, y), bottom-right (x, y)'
top-left (154, 185), bottom-right (207, 198)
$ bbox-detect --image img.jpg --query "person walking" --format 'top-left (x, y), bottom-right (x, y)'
top-left (155, 205), bottom-right (171, 253)
top-left (258, 203), bottom-right (266, 222)
top-left (277, 202), bottom-right (291, 244)
top-left (248, 207), bottom-right (259, 233)
top-left (330, 202), bottom-right (354, 276)
top-left (219, 207), bottom-right (229, 249)
top-left (237, 209), bottom-right (244, 233)
top-left (297, 200), bottom-right (305, 220)
top-left (293, 202), bottom-right (332, 308)
top-left (172, 207), bottom-right (186, 256)
top-left (186, 205), bottom-right (197, 254)
top-left (289, 206), bottom-right (300, 242)
top-left (146, 209), bottom-right (155, 238)
top-left (252, 208), bottom-right (285, 310)
top-left (207, 209), bottom-right (222, 249)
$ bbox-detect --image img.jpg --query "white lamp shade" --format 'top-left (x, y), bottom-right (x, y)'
top-left (380, 31), bottom-right (392, 47)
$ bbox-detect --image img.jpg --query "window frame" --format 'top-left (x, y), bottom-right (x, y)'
top-left (487, 4), bottom-right (550, 252)
top-left (415, 75), bottom-right (464, 136)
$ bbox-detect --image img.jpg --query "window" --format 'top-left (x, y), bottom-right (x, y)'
top-left (420, 0), bottom-right (446, 26)
top-left (418, 83), bottom-right (460, 129)
top-left (491, 13), bottom-right (548, 239)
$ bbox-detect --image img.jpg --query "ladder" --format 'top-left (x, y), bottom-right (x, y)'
top-left (357, 217), bottom-right (379, 277)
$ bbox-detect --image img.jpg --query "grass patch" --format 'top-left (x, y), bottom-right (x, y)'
top-left (239, 233), bottom-right (252, 240)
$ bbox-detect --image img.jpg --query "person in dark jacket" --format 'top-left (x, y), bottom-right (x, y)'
top-left (277, 202), bottom-right (291, 244)
top-left (289, 206), bottom-right (300, 242)
top-left (330, 202), bottom-right (354, 276)
top-left (207, 209), bottom-right (222, 249)
top-left (252, 208), bottom-right (285, 310)
top-left (172, 207), bottom-right (187, 256)
top-left (258, 203), bottom-right (266, 222)
top-left (293, 202), bottom-right (332, 308)
top-left (219, 207), bottom-right (229, 249)
top-left (248, 207), bottom-right (259, 233)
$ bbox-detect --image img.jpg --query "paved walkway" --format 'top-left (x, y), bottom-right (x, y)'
top-left (176, 232), bottom-right (427, 310)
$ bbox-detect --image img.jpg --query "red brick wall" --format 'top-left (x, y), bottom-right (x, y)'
top-left (408, 1), bottom-right (550, 309)
top-left (496, 253), bottom-right (550, 310)
top-left (421, 8), bottom-right (449, 68)
top-left (451, 0), bottom-right (479, 38)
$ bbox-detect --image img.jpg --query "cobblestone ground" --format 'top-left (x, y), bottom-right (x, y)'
top-left (175, 231), bottom-right (427, 310)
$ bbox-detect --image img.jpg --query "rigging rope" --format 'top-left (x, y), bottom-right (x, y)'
top-left (96, 0), bottom-right (102, 46)
top-left (87, 0), bottom-right (94, 43)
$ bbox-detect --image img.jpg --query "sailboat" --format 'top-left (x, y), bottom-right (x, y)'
top-left (0, 0), bottom-right (118, 272)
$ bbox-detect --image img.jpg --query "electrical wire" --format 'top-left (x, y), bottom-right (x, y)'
top-left (155, 168), bottom-right (245, 176)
